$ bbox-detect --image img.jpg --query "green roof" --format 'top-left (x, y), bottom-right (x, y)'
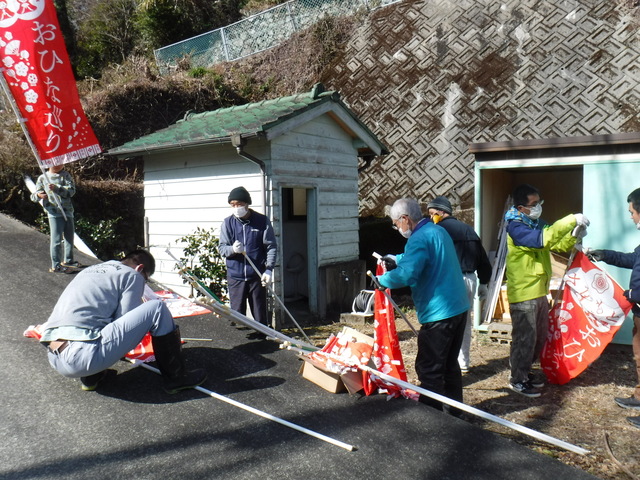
top-left (109, 83), bottom-right (388, 157)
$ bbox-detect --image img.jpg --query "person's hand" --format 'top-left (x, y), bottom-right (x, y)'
top-left (572, 224), bottom-right (588, 239)
top-left (232, 240), bottom-right (244, 254)
top-left (585, 248), bottom-right (604, 262)
top-left (574, 213), bottom-right (590, 227)
top-left (37, 192), bottom-right (47, 199)
top-left (261, 270), bottom-right (272, 286)
top-left (48, 183), bottom-right (56, 191)
top-left (477, 284), bottom-right (488, 301)
top-left (373, 276), bottom-right (386, 290)
top-left (381, 254), bottom-right (397, 271)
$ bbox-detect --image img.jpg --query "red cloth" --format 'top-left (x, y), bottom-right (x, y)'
top-left (541, 251), bottom-right (633, 384)
top-left (363, 264), bottom-right (414, 398)
top-left (0, 1), bottom-right (101, 166)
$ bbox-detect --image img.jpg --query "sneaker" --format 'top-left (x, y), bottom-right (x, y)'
top-left (528, 372), bottom-right (545, 388)
top-left (627, 416), bottom-right (640, 429)
top-left (509, 381), bottom-right (541, 398)
top-left (80, 371), bottom-right (108, 391)
top-left (61, 261), bottom-right (85, 269)
top-left (49, 265), bottom-right (76, 274)
top-left (615, 396), bottom-right (640, 410)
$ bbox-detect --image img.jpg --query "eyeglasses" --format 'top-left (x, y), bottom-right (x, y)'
top-left (522, 199), bottom-right (544, 208)
top-left (391, 216), bottom-right (405, 230)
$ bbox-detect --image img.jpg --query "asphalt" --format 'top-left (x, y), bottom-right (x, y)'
top-left (0, 212), bottom-right (597, 480)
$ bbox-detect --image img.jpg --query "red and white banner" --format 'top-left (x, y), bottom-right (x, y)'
top-left (0, 0), bottom-right (101, 167)
top-left (364, 264), bottom-right (416, 399)
top-left (541, 251), bottom-right (633, 384)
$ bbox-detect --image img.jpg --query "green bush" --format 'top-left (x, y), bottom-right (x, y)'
top-left (178, 227), bottom-right (228, 302)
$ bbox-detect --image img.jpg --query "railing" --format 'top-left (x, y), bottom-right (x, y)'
top-left (154, 0), bottom-right (401, 74)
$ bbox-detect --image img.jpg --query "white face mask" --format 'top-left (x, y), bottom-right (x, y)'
top-left (233, 206), bottom-right (248, 218)
top-left (527, 204), bottom-right (542, 220)
top-left (400, 227), bottom-right (412, 239)
top-left (636, 220), bottom-right (640, 231)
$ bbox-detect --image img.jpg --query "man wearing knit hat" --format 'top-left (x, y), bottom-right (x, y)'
top-left (219, 186), bottom-right (277, 328)
top-left (427, 195), bottom-right (492, 373)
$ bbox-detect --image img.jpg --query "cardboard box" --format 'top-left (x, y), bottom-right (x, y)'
top-left (300, 327), bottom-right (374, 394)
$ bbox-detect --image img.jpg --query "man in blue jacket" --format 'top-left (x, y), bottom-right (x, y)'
top-left (219, 186), bottom-right (277, 327)
top-left (587, 187), bottom-right (640, 429)
top-left (377, 198), bottom-right (469, 412)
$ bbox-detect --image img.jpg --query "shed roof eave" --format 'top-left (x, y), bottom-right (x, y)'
top-left (108, 133), bottom-right (261, 157)
top-left (470, 132), bottom-right (640, 154)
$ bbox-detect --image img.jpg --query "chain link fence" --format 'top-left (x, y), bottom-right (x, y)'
top-left (154, 0), bottom-right (401, 74)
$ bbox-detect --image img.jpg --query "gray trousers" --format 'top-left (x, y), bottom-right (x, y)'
top-left (508, 296), bottom-right (549, 384)
top-left (47, 300), bottom-right (176, 378)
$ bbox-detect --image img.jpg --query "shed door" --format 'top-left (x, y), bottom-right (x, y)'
top-left (281, 187), bottom-right (318, 316)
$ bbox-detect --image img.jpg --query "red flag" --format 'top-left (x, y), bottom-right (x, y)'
top-left (541, 251), bottom-right (633, 384)
top-left (0, 0), bottom-right (101, 166)
top-left (363, 264), bottom-right (413, 398)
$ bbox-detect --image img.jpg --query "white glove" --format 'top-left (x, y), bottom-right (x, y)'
top-left (261, 270), bottom-right (272, 286)
top-left (233, 240), bottom-right (244, 254)
top-left (574, 213), bottom-right (590, 227)
top-left (572, 224), bottom-right (588, 239)
top-left (477, 284), bottom-right (488, 301)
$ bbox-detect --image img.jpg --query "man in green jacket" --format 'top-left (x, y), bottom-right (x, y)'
top-left (505, 184), bottom-right (588, 397)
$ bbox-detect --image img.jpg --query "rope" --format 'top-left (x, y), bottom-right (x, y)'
top-left (352, 290), bottom-right (375, 315)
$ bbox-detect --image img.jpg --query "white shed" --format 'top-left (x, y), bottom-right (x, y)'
top-left (109, 83), bottom-right (389, 322)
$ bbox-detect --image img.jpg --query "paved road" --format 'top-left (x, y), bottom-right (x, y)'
top-left (0, 213), bottom-right (597, 479)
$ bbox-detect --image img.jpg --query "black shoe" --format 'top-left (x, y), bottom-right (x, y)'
top-left (627, 416), bottom-right (640, 428)
top-left (81, 371), bottom-right (108, 391)
top-left (509, 381), bottom-right (541, 398)
top-left (528, 372), bottom-right (545, 388)
top-left (615, 396), bottom-right (640, 410)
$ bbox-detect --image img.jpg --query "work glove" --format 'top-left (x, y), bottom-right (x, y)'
top-left (261, 270), bottom-right (272, 286)
top-left (572, 224), bottom-right (588, 239)
top-left (574, 213), bottom-right (590, 227)
top-left (232, 240), bottom-right (244, 254)
top-left (477, 284), bottom-right (488, 301)
top-left (585, 248), bottom-right (604, 262)
top-left (380, 254), bottom-right (397, 271)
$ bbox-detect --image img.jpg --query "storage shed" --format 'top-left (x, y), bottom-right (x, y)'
top-left (471, 132), bottom-right (640, 344)
top-left (109, 83), bottom-right (389, 322)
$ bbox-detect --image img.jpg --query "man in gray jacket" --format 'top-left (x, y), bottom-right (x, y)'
top-left (40, 250), bottom-right (206, 393)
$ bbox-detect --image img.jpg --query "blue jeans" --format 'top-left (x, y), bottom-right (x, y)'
top-left (48, 213), bottom-right (75, 268)
top-left (47, 300), bottom-right (176, 378)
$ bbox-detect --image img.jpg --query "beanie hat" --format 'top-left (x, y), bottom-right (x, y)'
top-left (427, 196), bottom-right (453, 215)
top-left (228, 186), bottom-right (252, 205)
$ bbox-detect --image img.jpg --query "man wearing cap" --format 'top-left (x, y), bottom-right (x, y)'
top-left (427, 195), bottom-right (492, 373)
top-left (219, 186), bottom-right (277, 328)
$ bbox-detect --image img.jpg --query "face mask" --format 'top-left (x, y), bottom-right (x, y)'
top-left (431, 214), bottom-right (442, 224)
top-left (233, 206), bottom-right (248, 218)
top-left (527, 204), bottom-right (542, 220)
top-left (636, 220), bottom-right (640, 231)
top-left (400, 227), bottom-right (412, 239)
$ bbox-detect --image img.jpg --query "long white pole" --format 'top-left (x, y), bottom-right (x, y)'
top-left (366, 270), bottom-right (418, 337)
top-left (241, 251), bottom-right (312, 343)
top-left (130, 360), bottom-right (355, 451)
top-left (285, 346), bottom-right (589, 455)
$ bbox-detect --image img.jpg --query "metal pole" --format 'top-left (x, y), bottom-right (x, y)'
top-left (366, 271), bottom-right (419, 337)
top-left (129, 359), bottom-right (355, 451)
top-left (241, 251), bottom-right (312, 343)
top-left (285, 346), bottom-right (589, 456)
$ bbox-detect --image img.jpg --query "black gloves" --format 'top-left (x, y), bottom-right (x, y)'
top-left (585, 249), bottom-right (604, 262)
top-left (381, 255), bottom-right (397, 271)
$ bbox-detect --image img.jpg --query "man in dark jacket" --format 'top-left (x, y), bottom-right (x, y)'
top-left (219, 186), bottom-right (277, 327)
top-left (427, 196), bottom-right (492, 373)
top-left (587, 187), bottom-right (640, 429)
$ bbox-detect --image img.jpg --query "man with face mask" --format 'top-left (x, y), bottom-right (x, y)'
top-left (585, 187), bottom-right (640, 428)
top-left (377, 198), bottom-right (469, 415)
top-left (505, 184), bottom-right (588, 398)
top-left (219, 186), bottom-right (277, 328)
